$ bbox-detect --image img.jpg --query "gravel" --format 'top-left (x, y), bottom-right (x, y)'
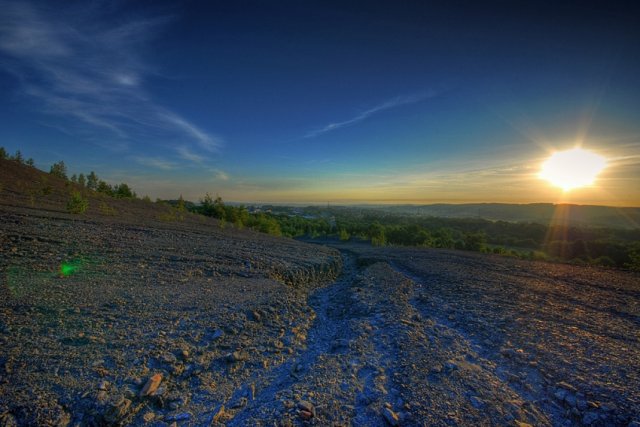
top-left (1, 208), bottom-right (639, 426)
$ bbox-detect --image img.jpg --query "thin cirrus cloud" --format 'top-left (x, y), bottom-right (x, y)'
top-left (305, 90), bottom-right (438, 138)
top-left (0, 1), bottom-right (221, 162)
top-left (131, 156), bottom-right (178, 171)
top-left (213, 169), bottom-right (230, 181)
top-left (177, 146), bottom-right (205, 164)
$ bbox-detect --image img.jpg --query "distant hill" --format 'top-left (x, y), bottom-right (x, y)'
top-left (375, 203), bottom-right (640, 229)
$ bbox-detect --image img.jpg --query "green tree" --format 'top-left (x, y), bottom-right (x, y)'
top-left (25, 158), bottom-right (35, 167)
top-left (368, 222), bottom-right (386, 246)
top-left (114, 183), bottom-right (134, 198)
top-left (0, 146), bottom-right (7, 159)
top-left (626, 251), bottom-right (640, 271)
top-left (13, 150), bottom-right (23, 163)
top-left (463, 232), bottom-right (487, 252)
top-left (236, 205), bottom-right (249, 228)
top-left (339, 228), bottom-right (350, 241)
top-left (67, 191), bottom-right (89, 214)
top-left (50, 161), bottom-right (68, 179)
top-left (199, 193), bottom-right (227, 220)
top-left (96, 180), bottom-right (114, 196)
top-left (87, 171), bottom-right (98, 190)
top-left (213, 195), bottom-right (226, 220)
top-left (70, 174), bottom-right (78, 183)
top-left (77, 173), bottom-right (86, 187)
top-left (433, 228), bottom-right (455, 248)
top-left (200, 192), bottom-right (215, 216)
top-left (176, 194), bottom-right (186, 211)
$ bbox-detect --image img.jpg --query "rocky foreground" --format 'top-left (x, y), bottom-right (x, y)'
top-left (1, 206), bottom-right (639, 426)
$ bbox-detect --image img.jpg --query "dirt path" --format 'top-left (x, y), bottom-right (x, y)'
top-left (226, 250), bottom-right (550, 426)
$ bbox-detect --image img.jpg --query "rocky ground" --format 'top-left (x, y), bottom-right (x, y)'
top-left (1, 203), bottom-right (639, 426)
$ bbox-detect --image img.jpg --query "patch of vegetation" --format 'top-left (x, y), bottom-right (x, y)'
top-left (67, 191), bottom-right (89, 214)
top-left (98, 201), bottom-right (117, 216)
top-left (626, 250), bottom-right (640, 271)
top-left (157, 208), bottom-right (184, 222)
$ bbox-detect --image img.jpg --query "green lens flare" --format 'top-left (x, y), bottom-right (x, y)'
top-left (60, 262), bottom-right (80, 276)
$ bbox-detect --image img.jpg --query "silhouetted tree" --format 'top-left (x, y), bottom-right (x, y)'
top-left (0, 147), bottom-right (7, 159)
top-left (25, 158), bottom-right (35, 167)
top-left (114, 183), bottom-right (134, 198)
top-left (87, 171), bottom-right (98, 190)
top-left (13, 150), bottom-right (23, 163)
top-left (77, 173), bottom-right (86, 187)
top-left (96, 180), bottom-right (113, 196)
top-left (50, 161), bottom-right (68, 179)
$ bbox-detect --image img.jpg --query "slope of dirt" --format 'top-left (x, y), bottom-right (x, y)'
top-left (0, 209), bottom-right (341, 426)
top-left (0, 157), bottom-right (217, 227)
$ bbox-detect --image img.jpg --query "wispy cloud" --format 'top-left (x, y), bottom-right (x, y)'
top-left (305, 90), bottom-right (438, 138)
top-left (160, 111), bottom-right (222, 152)
top-left (213, 169), bottom-right (230, 181)
top-left (177, 146), bottom-right (205, 163)
top-left (132, 156), bottom-right (177, 170)
top-left (0, 1), bottom-right (221, 161)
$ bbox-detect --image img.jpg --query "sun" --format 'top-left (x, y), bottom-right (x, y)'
top-left (539, 148), bottom-right (607, 191)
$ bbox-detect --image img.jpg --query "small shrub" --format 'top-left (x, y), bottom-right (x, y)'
top-left (67, 191), bottom-right (88, 214)
top-left (158, 208), bottom-right (183, 222)
top-left (593, 256), bottom-right (615, 267)
top-left (371, 236), bottom-right (385, 247)
top-left (98, 201), bottom-right (117, 216)
top-left (625, 251), bottom-right (640, 271)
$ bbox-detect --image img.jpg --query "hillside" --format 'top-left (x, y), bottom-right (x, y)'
top-left (1, 159), bottom-right (639, 426)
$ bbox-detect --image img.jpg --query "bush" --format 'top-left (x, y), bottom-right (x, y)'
top-left (67, 191), bottom-right (88, 214)
top-left (593, 256), bottom-right (615, 267)
top-left (98, 201), bottom-right (117, 216)
top-left (626, 251), bottom-right (640, 271)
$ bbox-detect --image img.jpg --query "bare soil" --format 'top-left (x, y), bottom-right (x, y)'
top-left (1, 160), bottom-right (639, 426)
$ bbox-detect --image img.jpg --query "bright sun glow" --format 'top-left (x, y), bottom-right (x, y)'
top-left (539, 148), bottom-right (607, 191)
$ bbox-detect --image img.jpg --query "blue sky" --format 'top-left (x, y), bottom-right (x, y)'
top-left (1, 1), bottom-right (639, 205)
